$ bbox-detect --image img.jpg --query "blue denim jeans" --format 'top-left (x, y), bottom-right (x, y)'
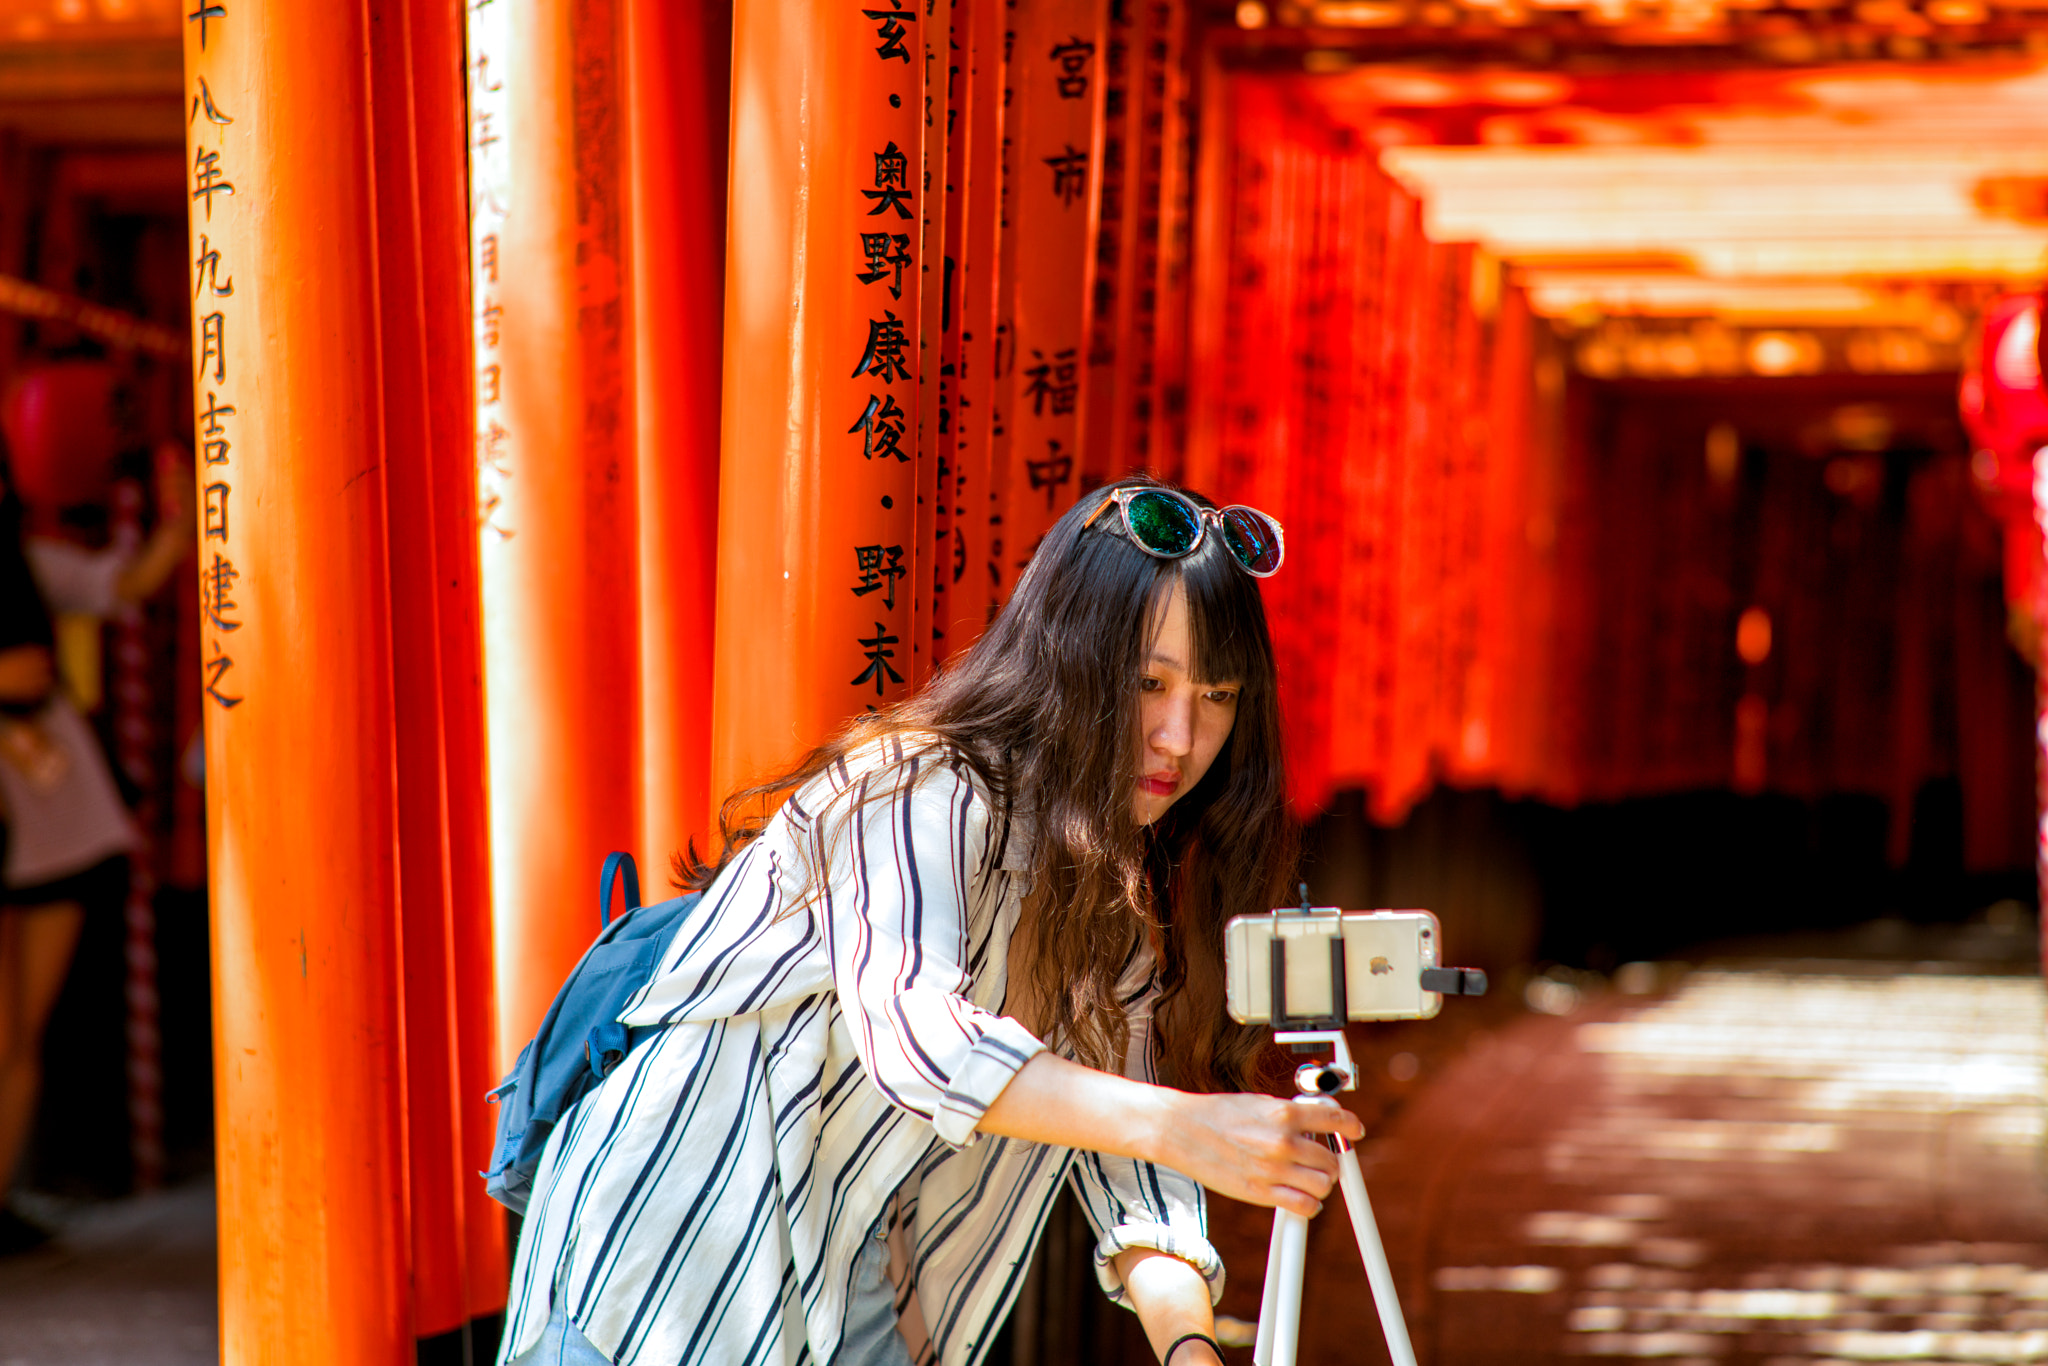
top-left (842, 1229), bottom-right (917, 1366)
top-left (509, 1235), bottom-right (913, 1366)
top-left (505, 1305), bottom-right (611, 1366)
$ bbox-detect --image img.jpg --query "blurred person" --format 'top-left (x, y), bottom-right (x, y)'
top-left (0, 451), bottom-right (191, 1253)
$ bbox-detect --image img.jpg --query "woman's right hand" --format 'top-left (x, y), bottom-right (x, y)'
top-left (1155, 1092), bottom-right (1363, 1218)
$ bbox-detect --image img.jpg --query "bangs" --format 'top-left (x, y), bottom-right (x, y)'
top-left (1166, 532), bottom-right (1273, 689)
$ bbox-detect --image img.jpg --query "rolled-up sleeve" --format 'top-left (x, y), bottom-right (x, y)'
top-left (822, 751), bottom-right (1046, 1148)
top-left (1068, 999), bottom-right (1225, 1307)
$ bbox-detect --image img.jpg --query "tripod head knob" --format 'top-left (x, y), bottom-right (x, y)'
top-left (1295, 1062), bottom-right (1351, 1095)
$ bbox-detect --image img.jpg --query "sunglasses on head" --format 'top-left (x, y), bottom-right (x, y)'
top-left (1081, 487), bottom-right (1286, 578)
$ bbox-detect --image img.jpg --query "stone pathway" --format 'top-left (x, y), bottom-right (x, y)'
top-left (0, 934), bottom-right (2040, 1366)
top-left (1208, 958), bottom-right (2048, 1365)
top-left (0, 1179), bottom-right (217, 1365)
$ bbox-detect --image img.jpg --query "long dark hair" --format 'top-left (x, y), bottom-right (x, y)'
top-left (680, 474), bottom-right (1294, 1093)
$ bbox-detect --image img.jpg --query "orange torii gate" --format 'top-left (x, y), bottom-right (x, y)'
top-left (180, 6), bottom-right (2048, 1357)
top-left (710, 0), bottom-right (930, 801)
top-left (463, 0), bottom-right (644, 1079)
top-left (182, 0), bottom-right (729, 1355)
top-left (183, 1), bottom-right (454, 1357)
top-left (183, 0), bottom-right (1157, 1355)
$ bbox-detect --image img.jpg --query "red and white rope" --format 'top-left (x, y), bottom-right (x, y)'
top-left (110, 477), bottom-right (165, 1192)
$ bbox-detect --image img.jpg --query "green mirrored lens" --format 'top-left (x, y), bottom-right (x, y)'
top-left (1221, 507), bottom-right (1282, 574)
top-left (1125, 491), bottom-right (1201, 557)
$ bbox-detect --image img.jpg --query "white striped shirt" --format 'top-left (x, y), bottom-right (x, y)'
top-left (500, 739), bottom-right (1223, 1366)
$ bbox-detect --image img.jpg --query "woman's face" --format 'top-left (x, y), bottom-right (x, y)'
top-left (1133, 581), bottom-right (1241, 826)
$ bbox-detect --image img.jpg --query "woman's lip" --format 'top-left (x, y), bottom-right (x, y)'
top-left (1141, 774), bottom-right (1180, 795)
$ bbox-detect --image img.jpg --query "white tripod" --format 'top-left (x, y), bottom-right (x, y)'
top-left (1252, 1027), bottom-right (1417, 1366)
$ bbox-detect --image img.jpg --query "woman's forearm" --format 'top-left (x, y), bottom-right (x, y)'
top-left (1114, 1248), bottom-right (1222, 1365)
top-left (973, 1045), bottom-right (1363, 1217)
top-left (975, 1050), bottom-right (1176, 1160)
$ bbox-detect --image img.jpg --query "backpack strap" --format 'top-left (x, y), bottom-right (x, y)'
top-left (599, 850), bottom-right (641, 929)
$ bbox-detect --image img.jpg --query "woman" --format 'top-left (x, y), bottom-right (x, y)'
top-left (0, 451), bottom-right (191, 1252)
top-left (501, 476), bottom-right (1361, 1366)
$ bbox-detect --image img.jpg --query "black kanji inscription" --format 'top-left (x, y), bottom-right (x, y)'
top-left (849, 393), bottom-right (909, 462)
top-left (852, 311), bottom-right (912, 384)
top-left (192, 146), bottom-right (234, 220)
top-left (860, 0), bottom-right (913, 62)
top-left (851, 623), bottom-right (904, 695)
top-left (857, 232), bottom-right (913, 299)
top-left (1021, 347), bottom-right (1078, 417)
top-left (1049, 37), bottom-right (1094, 98)
top-left (1044, 145), bottom-right (1089, 208)
top-left (851, 544), bottom-right (908, 610)
top-left (862, 141), bottom-right (914, 220)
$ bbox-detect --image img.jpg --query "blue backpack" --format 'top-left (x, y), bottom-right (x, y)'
top-left (482, 851), bottom-right (701, 1214)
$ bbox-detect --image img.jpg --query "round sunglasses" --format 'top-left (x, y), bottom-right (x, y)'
top-left (1081, 487), bottom-right (1286, 578)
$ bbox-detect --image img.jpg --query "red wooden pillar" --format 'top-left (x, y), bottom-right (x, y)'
top-left (992, 0), bottom-right (1109, 597)
top-left (626, 0), bottom-right (731, 870)
top-left (372, 0), bottom-right (507, 1337)
top-left (911, 0), bottom-right (953, 687)
top-left (1145, 8), bottom-right (1196, 484)
top-left (1327, 145), bottom-right (1392, 800)
top-left (1180, 53), bottom-right (1232, 497)
top-left (710, 0), bottom-right (925, 799)
top-left (1478, 278), bottom-right (1537, 793)
top-left (942, 0), bottom-right (1009, 658)
top-left (466, 0), bottom-right (644, 1066)
top-left (1368, 180), bottom-right (1423, 818)
top-left (184, 4), bottom-right (411, 1357)
top-left (411, 0), bottom-right (511, 1318)
top-left (1083, 0), bottom-right (1187, 489)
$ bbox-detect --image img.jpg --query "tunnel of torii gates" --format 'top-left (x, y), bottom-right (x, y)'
top-left (138, 0), bottom-right (2048, 1355)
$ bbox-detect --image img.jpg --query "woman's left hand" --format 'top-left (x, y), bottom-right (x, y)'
top-left (1113, 1248), bottom-right (1224, 1364)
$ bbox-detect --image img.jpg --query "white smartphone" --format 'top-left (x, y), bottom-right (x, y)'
top-left (1223, 907), bottom-right (1446, 1025)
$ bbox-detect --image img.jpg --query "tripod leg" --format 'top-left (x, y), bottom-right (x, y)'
top-left (1334, 1147), bottom-right (1418, 1366)
top-left (1254, 1208), bottom-right (1284, 1366)
top-left (1257, 1208), bottom-right (1309, 1366)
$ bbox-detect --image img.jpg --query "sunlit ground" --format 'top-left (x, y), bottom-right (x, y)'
top-left (1212, 928), bottom-right (2048, 1366)
top-left (1510, 972), bottom-right (2045, 1363)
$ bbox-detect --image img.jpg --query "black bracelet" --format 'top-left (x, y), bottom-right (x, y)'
top-left (1164, 1331), bottom-right (1225, 1365)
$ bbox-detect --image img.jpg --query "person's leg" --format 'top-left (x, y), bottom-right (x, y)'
top-left (0, 900), bottom-right (86, 1194)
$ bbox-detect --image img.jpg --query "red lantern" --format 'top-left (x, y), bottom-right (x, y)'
top-left (1961, 296), bottom-right (2048, 629)
top-left (0, 360), bottom-right (122, 510)
top-left (1965, 297), bottom-right (2047, 505)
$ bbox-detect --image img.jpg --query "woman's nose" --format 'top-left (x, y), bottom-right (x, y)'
top-left (1150, 696), bottom-right (1193, 754)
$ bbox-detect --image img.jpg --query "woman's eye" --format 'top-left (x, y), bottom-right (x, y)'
top-left (1207, 689), bottom-right (1239, 704)
top-left (1139, 676), bottom-right (1162, 692)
